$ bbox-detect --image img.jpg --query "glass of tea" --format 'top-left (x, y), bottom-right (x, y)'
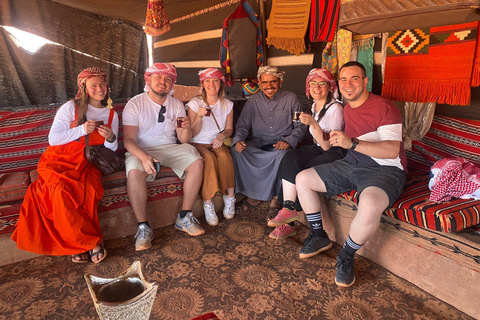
top-left (293, 111), bottom-right (301, 122)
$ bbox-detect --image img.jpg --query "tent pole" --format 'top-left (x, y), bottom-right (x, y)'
top-left (259, 0), bottom-right (268, 64)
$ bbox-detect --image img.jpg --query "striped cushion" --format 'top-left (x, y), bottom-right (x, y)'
top-left (0, 103), bottom-right (126, 174)
top-left (412, 115), bottom-right (480, 168)
top-left (0, 172), bottom-right (30, 204)
top-left (338, 169), bottom-right (480, 232)
top-left (0, 107), bottom-right (56, 173)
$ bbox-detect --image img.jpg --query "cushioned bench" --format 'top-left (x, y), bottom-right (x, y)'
top-left (0, 102), bottom-right (221, 265)
top-left (320, 114), bottom-right (480, 318)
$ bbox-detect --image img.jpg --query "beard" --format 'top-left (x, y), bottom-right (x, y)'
top-left (150, 87), bottom-right (169, 98)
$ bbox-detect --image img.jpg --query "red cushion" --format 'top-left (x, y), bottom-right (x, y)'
top-left (338, 169), bottom-right (480, 232)
top-left (0, 107), bottom-right (56, 173)
top-left (412, 115), bottom-right (480, 168)
top-left (0, 172), bottom-right (30, 204)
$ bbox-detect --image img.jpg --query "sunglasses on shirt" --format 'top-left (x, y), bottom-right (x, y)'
top-left (158, 105), bottom-right (166, 123)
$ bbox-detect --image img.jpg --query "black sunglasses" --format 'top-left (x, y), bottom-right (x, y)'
top-left (158, 105), bottom-right (166, 123)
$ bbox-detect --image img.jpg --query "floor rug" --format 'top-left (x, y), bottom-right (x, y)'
top-left (0, 202), bottom-right (474, 319)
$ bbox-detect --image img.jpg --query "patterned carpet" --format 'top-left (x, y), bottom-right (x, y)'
top-left (0, 202), bottom-right (474, 320)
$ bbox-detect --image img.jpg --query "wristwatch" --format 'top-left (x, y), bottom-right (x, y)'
top-left (350, 137), bottom-right (359, 150)
top-left (106, 134), bottom-right (116, 143)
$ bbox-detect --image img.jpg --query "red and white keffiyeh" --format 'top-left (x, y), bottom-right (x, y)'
top-left (198, 68), bottom-right (225, 83)
top-left (305, 68), bottom-right (338, 99)
top-left (429, 157), bottom-right (480, 202)
top-left (75, 67), bottom-right (107, 99)
top-left (144, 63), bottom-right (177, 91)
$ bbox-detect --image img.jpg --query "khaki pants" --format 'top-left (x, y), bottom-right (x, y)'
top-left (193, 143), bottom-right (235, 200)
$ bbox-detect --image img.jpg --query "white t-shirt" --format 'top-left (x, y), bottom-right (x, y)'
top-left (309, 100), bottom-right (344, 146)
top-left (48, 100), bottom-right (119, 151)
top-left (122, 92), bottom-right (186, 148)
top-left (186, 97), bottom-right (233, 144)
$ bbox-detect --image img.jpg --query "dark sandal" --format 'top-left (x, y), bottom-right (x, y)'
top-left (90, 243), bottom-right (107, 264)
top-left (71, 251), bottom-right (90, 263)
top-left (266, 207), bottom-right (280, 223)
top-left (236, 198), bottom-right (261, 214)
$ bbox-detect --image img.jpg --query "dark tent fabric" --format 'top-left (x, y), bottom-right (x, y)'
top-left (0, 0), bottom-right (147, 108)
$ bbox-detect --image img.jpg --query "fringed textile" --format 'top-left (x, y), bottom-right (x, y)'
top-left (266, 0), bottom-right (311, 55)
top-left (383, 22), bottom-right (478, 106)
top-left (309, 0), bottom-right (341, 42)
top-left (337, 29), bottom-right (352, 70)
top-left (472, 21), bottom-right (480, 87)
top-left (145, 0), bottom-right (170, 36)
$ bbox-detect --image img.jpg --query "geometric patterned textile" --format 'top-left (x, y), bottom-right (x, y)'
top-left (387, 28), bottom-right (429, 55)
top-left (383, 22), bottom-right (479, 106)
top-left (339, 114), bottom-right (480, 232)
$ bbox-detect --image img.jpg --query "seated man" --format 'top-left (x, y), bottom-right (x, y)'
top-left (231, 66), bottom-right (306, 213)
top-left (123, 63), bottom-right (205, 251)
top-left (296, 61), bottom-right (407, 287)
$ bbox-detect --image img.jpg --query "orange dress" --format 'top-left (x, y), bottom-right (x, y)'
top-left (11, 110), bottom-right (114, 255)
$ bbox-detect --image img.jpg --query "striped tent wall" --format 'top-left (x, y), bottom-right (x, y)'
top-left (153, 0), bottom-right (317, 106)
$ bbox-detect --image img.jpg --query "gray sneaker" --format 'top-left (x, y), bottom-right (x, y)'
top-left (134, 223), bottom-right (154, 251)
top-left (175, 212), bottom-right (205, 236)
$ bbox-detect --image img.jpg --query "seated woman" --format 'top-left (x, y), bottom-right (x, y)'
top-left (267, 68), bottom-right (347, 241)
top-left (11, 67), bottom-right (119, 263)
top-left (187, 68), bottom-right (236, 226)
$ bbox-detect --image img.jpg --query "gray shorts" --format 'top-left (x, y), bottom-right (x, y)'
top-left (313, 159), bottom-right (407, 207)
top-left (125, 143), bottom-right (202, 181)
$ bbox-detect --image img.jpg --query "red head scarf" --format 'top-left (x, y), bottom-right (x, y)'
top-left (75, 67), bottom-right (107, 99)
top-left (198, 68), bottom-right (225, 83)
top-left (144, 63), bottom-right (177, 91)
top-left (305, 68), bottom-right (339, 99)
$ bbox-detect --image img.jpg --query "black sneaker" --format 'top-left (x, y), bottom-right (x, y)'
top-left (335, 251), bottom-right (356, 287)
top-left (299, 232), bottom-right (332, 259)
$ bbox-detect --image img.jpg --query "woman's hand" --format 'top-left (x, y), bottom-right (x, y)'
top-left (83, 120), bottom-right (97, 134)
top-left (197, 107), bottom-right (207, 118)
top-left (299, 113), bottom-right (316, 126)
top-left (98, 124), bottom-right (115, 141)
top-left (212, 133), bottom-right (224, 149)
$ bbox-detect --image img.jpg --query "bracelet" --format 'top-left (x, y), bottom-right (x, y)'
top-left (106, 134), bottom-right (116, 143)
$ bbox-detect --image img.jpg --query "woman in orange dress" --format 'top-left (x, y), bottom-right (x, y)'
top-left (11, 67), bottom-right (119, 263)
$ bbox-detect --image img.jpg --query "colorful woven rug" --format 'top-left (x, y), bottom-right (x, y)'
top-left (266, 0), bottom-right (311, 55)
top-left (383, 22), bottom-right (478, 106)
top-left (309, 0), bottom-right (341, 42)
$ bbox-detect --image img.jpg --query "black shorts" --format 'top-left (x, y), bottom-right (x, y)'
top-left (313, 159), bottom-right (407, 207)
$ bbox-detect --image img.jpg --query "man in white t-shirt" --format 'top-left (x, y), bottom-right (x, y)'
top-left (123, 63), bottom-right (205, 251)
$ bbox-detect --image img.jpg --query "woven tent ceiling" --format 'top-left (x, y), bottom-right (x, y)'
top-left (51, 0), bottom-right (229, 25)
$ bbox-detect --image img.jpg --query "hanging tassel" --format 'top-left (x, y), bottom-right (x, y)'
top-left (107, 88), bottom-right (113, 109)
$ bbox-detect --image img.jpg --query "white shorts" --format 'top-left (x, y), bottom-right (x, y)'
top-left (125, 143), bottom-right (203, 181)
